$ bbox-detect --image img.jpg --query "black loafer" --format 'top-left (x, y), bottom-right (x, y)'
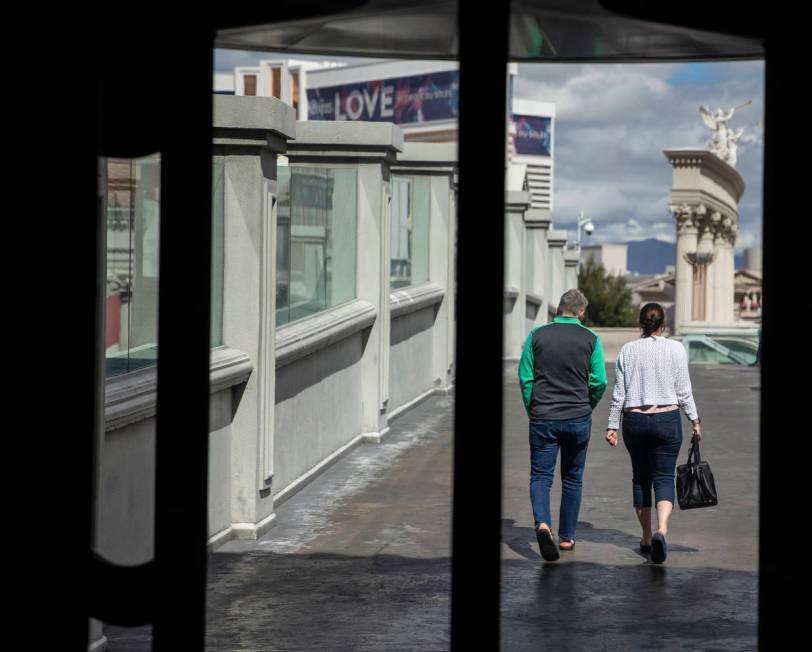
top-left (536, 528), bottom-right (560, 561)
top-left (651, 532), bottom-right (667, 564)
top-left (640, 540), bottom-right (652, 555)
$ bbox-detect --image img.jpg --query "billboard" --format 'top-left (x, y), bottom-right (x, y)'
top-left (306, 70), bottom-right (459, 124)
top-left (512, 114), bottom-right (552, 157)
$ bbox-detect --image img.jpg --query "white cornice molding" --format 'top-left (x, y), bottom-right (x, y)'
top-left (390, 282), bottom-right (445, 318)
top-left (105, 347), bottom-right (253, 433)
top-left (547, 229), bottom-right (568, 247)
top-left (663, 148), bottom-right (745, 201)
top-left (275, 300), bottom-right (377, 368)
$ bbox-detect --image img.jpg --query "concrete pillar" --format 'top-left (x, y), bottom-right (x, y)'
top-left (215, 96), bottom-right (296, 536)
top-left (547, 229), bottom-right (569, 315)
top-left (505, 191), bottom-right (531, 358)
top-left (524, 208), bottom-right (551, 327)
top-left (391, 142), bottom-right (458, 390)
top-left (288, 121), bottom-right (404, 441)
top-left (564, 249), bottom-right (580, 292)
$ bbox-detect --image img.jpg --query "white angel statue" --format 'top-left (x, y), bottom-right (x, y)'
top-left (699, 102), bottom-right (751, 165)
top-left (700, 105), bottom-right (734, 159)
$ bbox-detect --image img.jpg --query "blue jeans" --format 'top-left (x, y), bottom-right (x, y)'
top-left (529, 413), bottom-right (592, 542)
top-left (621, 410), bottom-right (683, 507)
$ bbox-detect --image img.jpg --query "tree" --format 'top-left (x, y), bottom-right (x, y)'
top-left (577, 257), bottom-right (638, 327)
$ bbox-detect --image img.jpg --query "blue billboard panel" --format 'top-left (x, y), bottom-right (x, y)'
top-left (512, 114), bottom-right (552, 157)
top-left (306, 70), bottom-right (459, 124)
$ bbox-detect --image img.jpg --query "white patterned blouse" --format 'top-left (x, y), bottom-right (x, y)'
top-left (607, 335), bottom-right (699, 430)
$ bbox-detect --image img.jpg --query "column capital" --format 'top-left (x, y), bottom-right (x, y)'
top-left (669, 203), bottom-right (705, 234)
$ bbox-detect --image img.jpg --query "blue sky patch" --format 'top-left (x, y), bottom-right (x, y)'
top-left (668, 63), bottom-right (722, 86)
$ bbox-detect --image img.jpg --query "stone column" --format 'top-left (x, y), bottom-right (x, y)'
top-left (547, 229), bottom-right (569, 315)
top-left (697, 210), bottom-right (716, 322)
top-left (670, 203), bottom-right (702, 332)
top-left (709, 211), bottom-right (725, 322)
top-left (721, 217), bottom-right (738, 323)
top-left (663, 149), bottom-right (745, 332)
top-left (505, 191), bottom-right (531, 358)
top-left (524, 208), bottom-right (551, 327)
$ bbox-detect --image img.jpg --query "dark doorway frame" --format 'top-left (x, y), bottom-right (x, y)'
top-left (43, 3), bottom-right (795, 650)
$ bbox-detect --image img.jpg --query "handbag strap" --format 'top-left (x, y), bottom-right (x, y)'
top-left (689, 438), bottom-right (703, 465)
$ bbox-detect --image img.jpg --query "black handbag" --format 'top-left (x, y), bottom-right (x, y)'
top-left (676, 438), bottom-right (718, 509)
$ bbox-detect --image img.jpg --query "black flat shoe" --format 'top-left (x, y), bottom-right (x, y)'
top-left (536, 527), bottom-right (560, 561)
top-left (651, 532), bottom-right (667, 564)
top-left (640, 540), bottom-right (652, 554)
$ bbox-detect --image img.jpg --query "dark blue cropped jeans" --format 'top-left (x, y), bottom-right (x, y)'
top-left (621, 410), bottom-right (683, 507)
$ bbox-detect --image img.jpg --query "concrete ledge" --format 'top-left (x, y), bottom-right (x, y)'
top-left (547, 229), bottom-right (568, 247)
top-left (288, 121), bottom-right (404, 162)
top-left (391, 142), bottom-right (458, 175)
top-left (104, 346), bottom-right (253, 432)
top-left (564, 250), bottom-right (580, 266)
top-left (213, 95), bottom-right (296, 141)
top-left (524, 208), bottom-right (552, 228)
top-left (504, 285), bottom-right (520, 300)
top-left (209, 347), bottom-right (253, 394)
top-left (275, 300), bottom-right (377, 368)
top-left (506, 190), bottom-right (531, 211)
top-left (390, 282), bottom-right (445, 318)
top-left (525, 290), bottom-right (543, 306)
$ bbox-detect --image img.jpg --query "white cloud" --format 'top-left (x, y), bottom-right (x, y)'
top-left (514, 61), bottom-right (764, 251)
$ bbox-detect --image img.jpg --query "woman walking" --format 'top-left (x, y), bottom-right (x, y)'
top-left (605, 303), bottom-right (701, 564)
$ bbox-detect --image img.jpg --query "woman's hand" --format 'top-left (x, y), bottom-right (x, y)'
top-left (606, 429), bottom-right (618, 447)
top-left (692, 423), bottom-right (702, 440)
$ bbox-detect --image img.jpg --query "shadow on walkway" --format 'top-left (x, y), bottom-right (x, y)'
top-left (502, 518), bottom-right (698, 563)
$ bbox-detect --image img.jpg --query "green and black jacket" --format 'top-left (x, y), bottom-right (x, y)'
top-left (518, 316), bottom-right (607, 421)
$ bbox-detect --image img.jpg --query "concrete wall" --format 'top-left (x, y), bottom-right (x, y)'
top-left (96, 380), bottom-right (244, 566)
top-left (274, 333), bottom-right (365, 495)
top-left (93, 111), bottom-right (461, 610)
top-left (591, 327), bottom-right (641, 362)
top-left (96, 416), bottom-right (156, 565)
top-left (389, 305), bottom-right (437, 412)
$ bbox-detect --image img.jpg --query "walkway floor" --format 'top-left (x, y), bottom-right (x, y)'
top-left (105, 364), bottom-right (759, 651)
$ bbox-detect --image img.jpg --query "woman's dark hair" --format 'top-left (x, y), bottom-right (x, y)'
top-left (639, 303), bottom-right (665, 337)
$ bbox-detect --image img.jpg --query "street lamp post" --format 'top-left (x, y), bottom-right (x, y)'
top-left (575, 209), bottom-right (595, 273)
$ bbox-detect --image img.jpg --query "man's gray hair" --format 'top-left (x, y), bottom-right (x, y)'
top-left (559, 289), bottom-right (588, 315)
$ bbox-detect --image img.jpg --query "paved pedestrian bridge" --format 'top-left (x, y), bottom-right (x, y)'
top-left (106, 363), bottom-right (758, 650)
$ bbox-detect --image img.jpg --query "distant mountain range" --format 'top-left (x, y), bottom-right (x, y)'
top-left (624, 238), bottom-right (745, 275)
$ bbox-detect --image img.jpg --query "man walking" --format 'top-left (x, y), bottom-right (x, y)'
top-left (518, 289), bottom-right (607, 561)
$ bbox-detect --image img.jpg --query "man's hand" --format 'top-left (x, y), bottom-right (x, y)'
top-left (606, 429), bottom-right (618, 447)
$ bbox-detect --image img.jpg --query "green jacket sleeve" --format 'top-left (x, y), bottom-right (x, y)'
top-left (518, 331), bottom-right (536, 413)
top-left (588, 335), bottom-right (608, 409)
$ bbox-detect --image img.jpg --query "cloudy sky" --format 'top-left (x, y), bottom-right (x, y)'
top-left (515, 60), bottom-right (764, 253)
top-left (215, 51), bottom-right (764, 254)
